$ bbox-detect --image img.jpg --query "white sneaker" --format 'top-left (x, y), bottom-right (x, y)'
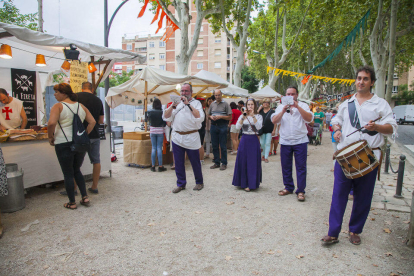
top-left (200, 160), bottom-right (204, 165)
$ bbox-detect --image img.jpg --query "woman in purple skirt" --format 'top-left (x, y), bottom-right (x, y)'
top-left (232, 98), bottom-right (263, 191)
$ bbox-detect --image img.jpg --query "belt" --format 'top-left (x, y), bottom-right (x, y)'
top-left (372, 147), bottom-right (383, 181)
top-left (175, 130), bottom-right (198, 135)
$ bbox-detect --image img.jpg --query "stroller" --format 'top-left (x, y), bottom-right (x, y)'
top-left (308, 123), bottom-right (322, 145)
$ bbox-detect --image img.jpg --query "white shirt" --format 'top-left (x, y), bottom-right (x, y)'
top-left (1, 97), bottom-right (23, 129)
top-left (235, 114), bottom-right (263, 135)
top-left (331, 94), bottom-right (397, 159)
top-left (271, 101), bottom-right (313, 145)
top-left (162, 99), bottom-right (204, 150)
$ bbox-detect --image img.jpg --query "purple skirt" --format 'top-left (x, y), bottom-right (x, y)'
top-left (232, 134), bottom-right (262, 190)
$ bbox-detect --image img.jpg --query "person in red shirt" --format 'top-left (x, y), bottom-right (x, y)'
top-left (229, 102), bottom-right (242, 154)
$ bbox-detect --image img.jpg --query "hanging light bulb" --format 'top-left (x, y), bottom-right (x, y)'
top-left (0, 44), bottom-right (12, 59)
top-left (35, 54), bottom-right (47, 66)
top-left (88, 62), bottom-right (97, 73)
top-left (61, 60), bottom-right (71, 71)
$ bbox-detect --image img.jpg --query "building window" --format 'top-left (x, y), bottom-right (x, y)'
top-left (393, 73), bottom-right (398, 79)
top-left (127, 67), bottom-right (132, 73)
top-left (215, 49), bottom-right (221, 56)
top-left (214, 62), bottom-right (221, 69)
top-left (126, 44), bottom-right (132, 50)
top-left (215, 36), bottom-right (221, 43)
top-left (200, 25), bottom-right (204, 32)
top-left (197, 50), bottom-right (203, 57)
top-left (198, 38), bottom-right (203, 45)
top-left (197, 63), bottom-right (203, 69)
top-left (392, 86), bottom-right (398, 93)
top-left (159, 41), bottom-right (165, 47)
top-left (138, 47), bottom-right (147, 52)
top-left (159, 65), bottom-right (165, 70)
top-left (149, 54), bottom-right (155, 60)
top-left (149, 41), bottom-right (155, 48)
top-left (159, 53), bottom-right (165, 59)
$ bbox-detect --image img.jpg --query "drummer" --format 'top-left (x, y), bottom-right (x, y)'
top-left (321, 66), bottom-right (397, 246)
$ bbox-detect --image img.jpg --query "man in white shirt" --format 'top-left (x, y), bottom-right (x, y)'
top-left (0, 88), bottom-right (27, 130)
top-left (325, 109), bottom-right (333, 131)
top-left (271, 86), bottom-right (313, 202)
top-left (321, 66), bottom-right (397, 246)
top-left (163, 83), bottom-right (205, 193)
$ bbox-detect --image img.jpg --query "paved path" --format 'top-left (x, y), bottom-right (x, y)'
top-left (0, 130), bottom-right (413, 275)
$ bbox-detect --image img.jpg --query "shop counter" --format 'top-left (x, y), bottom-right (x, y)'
top-left (1, 134), bottom-right (111, 188)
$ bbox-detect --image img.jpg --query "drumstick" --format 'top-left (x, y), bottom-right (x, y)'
top-left (346, 116), bottom-right (382, 137)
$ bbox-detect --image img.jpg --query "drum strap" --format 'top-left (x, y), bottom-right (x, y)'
top-left (348, 100), bottom-right (378, 136)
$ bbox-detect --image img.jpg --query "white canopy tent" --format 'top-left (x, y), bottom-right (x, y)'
top-left (0, 22), bottom-right (146, 124)
top-left (105, 67), bottom-right (229, 108)
top-left (194, 70), bottom-right (249, 98)
top-left (250, 85), bottom-right (282, 100)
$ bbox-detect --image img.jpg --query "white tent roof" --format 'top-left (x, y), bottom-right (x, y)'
top-left (250, 85), bottom-right (282, 100)
top-left (105, 67), bottom-right (228, 108)
top-left (0, 22), bottom-right (146, 72)
top-left (194, 70), bottom-right (248, 97)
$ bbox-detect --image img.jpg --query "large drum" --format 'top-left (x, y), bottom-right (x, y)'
top-left (333, 140), bottom-right (379, 179)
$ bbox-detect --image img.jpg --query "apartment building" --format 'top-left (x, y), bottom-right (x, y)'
top-left (119, 3), bottom-right (239, 83)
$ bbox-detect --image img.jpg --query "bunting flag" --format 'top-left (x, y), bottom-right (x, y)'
top-left (267, 66), bottom-right (356, 86)
top-left (138, 0), bottom-right (180, 42)
top-left (316, 90), bottom-right (354, 102)
top-left (307, 8), bottom-right (371, 74)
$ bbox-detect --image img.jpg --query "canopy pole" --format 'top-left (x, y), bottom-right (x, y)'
top-left (90, 56), bottom-right (96, 93)
top-left (144, 80), bottom-right (148, 131)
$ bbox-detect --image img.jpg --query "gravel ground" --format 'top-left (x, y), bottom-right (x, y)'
top-left (1, 131), bottom-right (413, 276)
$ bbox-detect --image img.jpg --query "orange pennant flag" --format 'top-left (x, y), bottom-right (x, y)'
top-left (151, 4), bottom-right (162, 24)
top-left (138, 0), bottom-right (150, 18)
top-left (156, 10), bottom-right (167, 34)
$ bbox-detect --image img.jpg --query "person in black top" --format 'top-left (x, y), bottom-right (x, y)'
top-left (257, 98), bottom-right (277, 163)
top-left (76, 82), bottom-right (104, 193)
top-left (198, 99), bottom-right (207, 164)
top-left (146, 98), bottom-right (167, 172)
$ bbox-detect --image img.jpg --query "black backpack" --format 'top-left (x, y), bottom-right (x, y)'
top-left (58, 103), bottom-right (90, 152)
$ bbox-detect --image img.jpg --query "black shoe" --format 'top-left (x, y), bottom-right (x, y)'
top-left (158, 166), bottom-right (167, 172)
top-left (60, 190), bottom-right (77, 196)
top-left (88, 188), bottom-right (99, 194)
top-left (151, 166), bottom-right (156, 172)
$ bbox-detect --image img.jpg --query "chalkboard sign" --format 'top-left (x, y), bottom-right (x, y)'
top-left (98, 124), bottom-right (106, 140)
top-left (11, 68), bottom-right (37, 128)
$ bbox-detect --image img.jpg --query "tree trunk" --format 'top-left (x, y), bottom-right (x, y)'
top-left (37, 0), bottom-right (43, 32)
top-left (385, 0), bottom-right (398, 104)
top-left (233, 49), bottom-right (245, 86)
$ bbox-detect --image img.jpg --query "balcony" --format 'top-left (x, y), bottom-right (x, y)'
top-left (227, 67), bottom-right (230, 72)
top-left (227, 54), bottom-right (230, 59)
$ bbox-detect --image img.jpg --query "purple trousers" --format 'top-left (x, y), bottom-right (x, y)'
top-left (280, 143), bottom-right (308, 194)
top-left (172, 141), bottom-right (203, 187)
top-left (328, 162), bottom-right (378, 237)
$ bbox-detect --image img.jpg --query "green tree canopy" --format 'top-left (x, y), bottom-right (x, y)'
top-left (240, 66), bottom-right (259, 93)
top-left (99, 70), bottom-right (134, 88)
top-left (0, 0), bottom-right (38, 30)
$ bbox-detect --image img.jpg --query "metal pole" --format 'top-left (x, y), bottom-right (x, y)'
top-left (407, 189), bottom-right (414, 248)
top-left (104, 0), bottom-right (111, 134)
top-left (394, 155), bottom-right (406, 198)
top-left (384, 144), bottom-right (390, 174)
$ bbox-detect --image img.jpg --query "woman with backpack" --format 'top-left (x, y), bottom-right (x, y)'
top-left (48, 83), bottom-right (96, 210)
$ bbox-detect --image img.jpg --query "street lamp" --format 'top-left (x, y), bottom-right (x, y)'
top-left (104, 0), bottom-right (130, 133)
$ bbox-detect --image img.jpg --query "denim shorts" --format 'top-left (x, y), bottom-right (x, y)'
top-left (87, 138), bottom-right (101, 164)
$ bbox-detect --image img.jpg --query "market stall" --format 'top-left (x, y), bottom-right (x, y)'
top-left (105, 67), bottom-right (230, 166)
top-left (0, 23), bottom-right (146, 187)
top-left (250, 85), bottom-right (282, 100)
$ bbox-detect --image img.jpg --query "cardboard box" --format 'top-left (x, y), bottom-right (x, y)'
top-left (123, 131), bottom-right (150, 140)
top-left (124, 139), bottom-right (173, 167)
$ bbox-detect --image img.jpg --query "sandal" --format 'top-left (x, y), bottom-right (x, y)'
top-left (245, 188), bottom-right (250, 192)
top-left (297, 193), bottom-right (305, 201)
top-left (80, 196), bottom-right (91, 207)
top-left (63, 202), bottom-right (77, 210)
top-left (349, 232), bottom-right (361, 245)
top-left (278, 189), bottom-right (293, 196)
top-left (321, 235), bottom-right (339, 245)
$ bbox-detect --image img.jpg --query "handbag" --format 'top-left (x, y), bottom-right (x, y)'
top-left (257, 110), bottom-right (272, 136)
